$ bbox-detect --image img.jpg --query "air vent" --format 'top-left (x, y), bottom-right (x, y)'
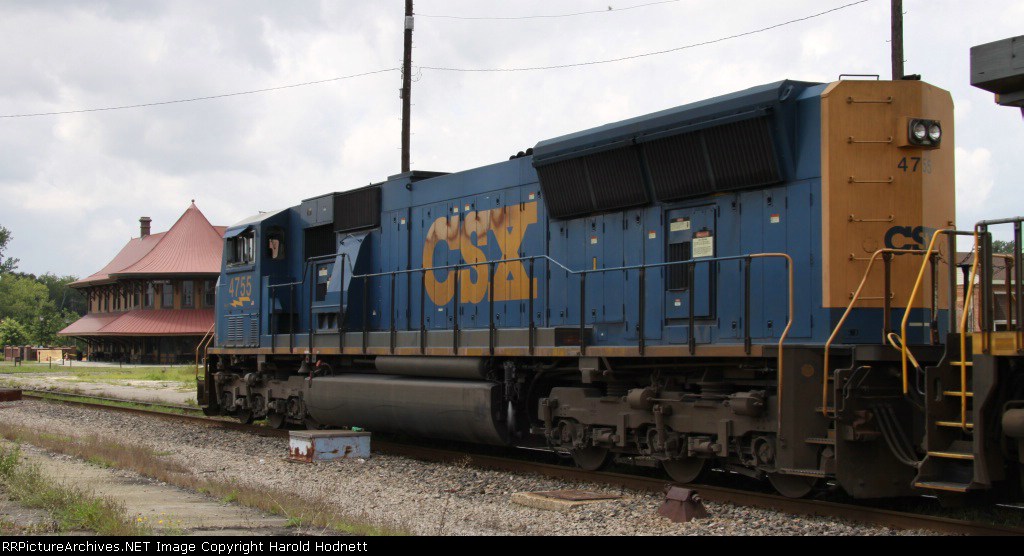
top-left (304, 224), bottom-right (335, 261)
top-left (667, 241), bottom-right (692, 291)
top-left (535, 147), bottom-right (648, 219)
top-left (334, 186), bottom-right (381, 232)
top-left (642, 116), bottom-right (781, 202)
top-left (703, 117), bottom-right (780, 191)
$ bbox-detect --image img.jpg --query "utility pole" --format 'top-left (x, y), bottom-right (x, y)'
top-left (401, 0), bottom-right (413, 173)
top-left (891, 0), bottom-right (904, 80)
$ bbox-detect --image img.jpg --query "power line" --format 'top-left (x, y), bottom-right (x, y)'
top-left (0, 68), bottom-right (399, 119)
top-left (419, 0), bottom-right (681, 20)
top-left (0, 1), bottom-right (868, 119)
top-left (419, 0), bottom-right (869, 72)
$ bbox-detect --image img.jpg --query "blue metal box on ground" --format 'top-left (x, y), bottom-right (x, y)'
top-left (288, 430), bottom-right (371, 462)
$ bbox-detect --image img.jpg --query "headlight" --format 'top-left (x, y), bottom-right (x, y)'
top-left (908, 118), bottom-right (942, 146)
top-left (912, 121), bottom-right (927, 141)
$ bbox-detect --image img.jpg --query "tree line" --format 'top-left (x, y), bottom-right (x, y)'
top-left (0, 225), bottom-right (86, 348)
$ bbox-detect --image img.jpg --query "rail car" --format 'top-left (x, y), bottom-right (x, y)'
top-left (198, 77), bottom-right (1024, 500)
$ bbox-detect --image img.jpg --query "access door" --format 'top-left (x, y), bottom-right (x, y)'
top-left (664, 206), bottom-right (716, 320)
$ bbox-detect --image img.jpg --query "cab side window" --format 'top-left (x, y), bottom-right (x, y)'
top-left (266, 227), bottom-right (285, 260)
top-left (227, 230), bottom-right (255, 266)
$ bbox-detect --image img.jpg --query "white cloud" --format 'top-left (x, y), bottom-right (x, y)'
top-left (0, 0), bottom-right (1021, 277)
top-left (954, 146), bottom-right (993, 214)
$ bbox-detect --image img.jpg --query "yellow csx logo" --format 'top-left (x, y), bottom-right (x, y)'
top-left (423, 201), bottom-right (539, 306)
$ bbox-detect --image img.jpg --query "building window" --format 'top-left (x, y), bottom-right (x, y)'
top-left (182, 281), bottom-right (195, 308)
top-left (145, 283), bottom-right (155, 308)
top-left (103, 294), bottom-right (109, 312)
top-left (162, 283), bottom-right (174, 309)
top-left (133, 292), bottom-right (140, 308)
top-left (204, 280), bottom-right (216, 307)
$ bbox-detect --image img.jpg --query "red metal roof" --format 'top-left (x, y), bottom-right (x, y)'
top-left (114, 202), bottom-right (224, 278)
top-left (71, 233), bottom-right (165, 286)
top-left (57, 313), bottom-right (122, 335)
top-left (72, 202), bottom-right (223, 287)
top-left (59, 309), bottom-right (214, 337)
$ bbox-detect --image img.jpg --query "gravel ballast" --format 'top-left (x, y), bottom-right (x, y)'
top-left (0, 400), bottom-right (932, 536)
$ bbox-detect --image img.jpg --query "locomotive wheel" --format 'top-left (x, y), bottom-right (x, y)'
top-left (570, 446), bottom-right (613, 471)
top-left (768, 473), bottom-right (819, 498)
top-left (663, 457), bottom-right (709, 484)
top-left (266, 412), bottom-right (287, 429)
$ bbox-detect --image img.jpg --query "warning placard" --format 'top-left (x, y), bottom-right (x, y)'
top-left (669, 218), bottom-right (691, 232)
top-left (692, 235), bottom-right (714, 258)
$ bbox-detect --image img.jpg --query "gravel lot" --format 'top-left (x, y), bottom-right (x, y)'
top-left (0, 400), bottom-right (932, 536)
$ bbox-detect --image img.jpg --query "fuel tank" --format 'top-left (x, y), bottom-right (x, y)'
top-left (305, 374), bottom-right (508, 445)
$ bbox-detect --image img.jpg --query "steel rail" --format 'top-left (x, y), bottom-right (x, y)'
top-left (13, 392), bottom-right (1023, 536)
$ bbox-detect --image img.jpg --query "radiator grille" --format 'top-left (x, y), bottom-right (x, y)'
top-left (536, 146), bottom-right (648, 219)
top-left (537, 115), bottom-right (781, 215)
top-left (642, 116), bottom-right (781, 202)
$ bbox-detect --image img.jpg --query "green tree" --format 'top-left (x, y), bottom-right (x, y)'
top-left (35, 273), bottom-right (87, 316)
top-left (0, 226), bottom-right (18, 273)
top-left (0, 274), bottom-right (54, 325)
top-left (31, 308), bottom-right (78, 346)
top-left (991, 240), bottom-right (1021, 255)
top-left (0, 319), bottom-right (30, 347)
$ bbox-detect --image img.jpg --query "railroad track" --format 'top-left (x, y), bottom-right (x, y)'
top-left (13, 389), bottom-right (1024, 536)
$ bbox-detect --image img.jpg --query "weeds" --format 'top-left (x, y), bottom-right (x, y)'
top-left (0, 444), bottom-right (149, 535)
top-left (0, 421), bottom-right (411, 535)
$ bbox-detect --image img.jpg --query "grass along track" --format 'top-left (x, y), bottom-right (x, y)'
top-left (13, 391), bottom-right (1024, 536)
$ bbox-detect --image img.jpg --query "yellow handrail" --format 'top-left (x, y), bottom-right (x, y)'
top-left (899, 228), bottom-right (980, 433)
top-left (749, 253), bottom-right (794, 439)
top-left (900, 228), bottom-right (955, 394)
top-left (957, 234), bottom-right (980, 431)
top-left (195, 323), bottom-right (216, 379)
top-left (822, 248), bottom-right (925, 417)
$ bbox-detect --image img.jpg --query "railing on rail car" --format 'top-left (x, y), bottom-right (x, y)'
top-left (821, 247), bottom-right (930, 417)
top-left (264, 250), bottom-right (795, 436)
top-left (194, 323), bottom-right (216, 379)
top-left (903, 218), bottom-right (1023, 431)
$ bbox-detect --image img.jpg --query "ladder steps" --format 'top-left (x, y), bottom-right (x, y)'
top-left (935, 420), bottom-right (974, 429)
top-left (927, 450), bottom-right (974, 460)
top-left (951, 361), bottom-right (973, 366)
top-left (805, 437), bottom-right (836, 445)
top-left (942, 390), bottom-right (973, 397)
top-left (913, 481), bottom-right (971, 493)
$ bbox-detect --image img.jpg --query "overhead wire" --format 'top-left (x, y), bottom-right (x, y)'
top-left (418, 0), bottom-right (870, 72)
top-left (0, 68), bottom-right (400, 119)
top-left (0, 0), bottom-right (869, 118)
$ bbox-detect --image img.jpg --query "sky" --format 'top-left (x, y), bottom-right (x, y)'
top-left (0, 0), bottom-right (1021, 278)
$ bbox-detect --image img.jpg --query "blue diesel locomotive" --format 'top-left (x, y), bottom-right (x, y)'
top-left (200, 77), bottom-right (1024, 500)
